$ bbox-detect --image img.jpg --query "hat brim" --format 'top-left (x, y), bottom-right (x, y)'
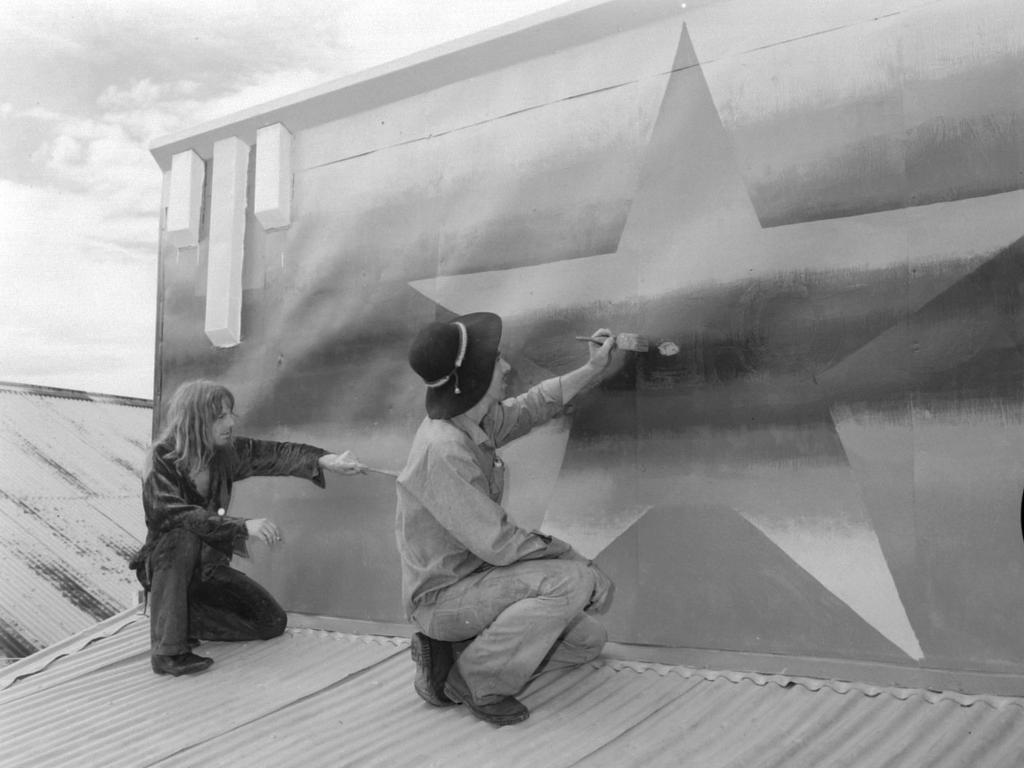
top-left (424, 312), bottom-right (502, 419)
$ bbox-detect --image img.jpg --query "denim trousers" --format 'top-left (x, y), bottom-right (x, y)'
top-left (148, 528), bottom-right (287, 656)
top-left (412, 559), bottom-right (606, 703)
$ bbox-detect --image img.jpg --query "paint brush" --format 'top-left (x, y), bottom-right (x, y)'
top-left (362, 465), bottom-right (400, 478)
top-left (575, 333), bottom-right (650, 352)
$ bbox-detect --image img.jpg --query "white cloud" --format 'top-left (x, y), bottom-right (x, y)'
top-left (49, 134), bottom-right (83, 166)
top-left (0, 6), bottom-right (87, 54)
top-left (97, 78), bottom-right (200, 111)
top-left (20, 106), bottom-right (67, 122)
top-left (0, 178), bottom-right (157, 397)
top-left (184, 68), bottom-right (334, 123)
top-left (0, 63), bottom-right (330, 398)
top-left (0, 0), bottom-right (570, 397)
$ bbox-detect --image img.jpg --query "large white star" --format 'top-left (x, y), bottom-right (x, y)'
top-left (406, 21), bottom-right (1022, 661)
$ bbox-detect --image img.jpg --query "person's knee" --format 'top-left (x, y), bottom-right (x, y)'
top-left (543, 561), bottom-right (596, 611)
top-left (258, 606), bottom-right (287, 639)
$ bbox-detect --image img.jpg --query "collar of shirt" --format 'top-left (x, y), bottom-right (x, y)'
top-left (450, 412), bottom-right (491, 446)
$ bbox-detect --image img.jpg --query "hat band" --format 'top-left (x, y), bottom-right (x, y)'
top-left (424, 321), bottom-right (468, 394)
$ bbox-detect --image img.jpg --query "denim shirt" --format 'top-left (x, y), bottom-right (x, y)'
top-left (395, 377), bottom-right (577, 612)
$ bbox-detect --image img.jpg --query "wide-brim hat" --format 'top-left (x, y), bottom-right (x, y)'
top-left (408, 312), bottom-right (502, 419)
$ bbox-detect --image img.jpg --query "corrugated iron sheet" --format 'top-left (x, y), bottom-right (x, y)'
top-left (2, 614), bottom-right (1023, 768)
top-left (0, 383), bottom-right (151, 660)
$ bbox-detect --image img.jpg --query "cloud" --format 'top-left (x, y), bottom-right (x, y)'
top-left (0, 54), bottom-right (337, 401)
top-left (0, 61), bottom-right (331, 398)
top-left (97, 79), bottom-right (195, 111)
top-left (49, 134), bottom-right (84, 166)
top-left (0, 6), bottom-right (87, 54)
top-left (0, 180), bottom-right (156, 308)
top-left (0, 0), bottom-right (570, 398)
top-left (0, 178), bottom-right (157, 396)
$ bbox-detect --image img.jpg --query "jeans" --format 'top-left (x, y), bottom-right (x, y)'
top-left (148, 528), bottom-right (287, 656)
top-left (412, 559), bottom-right (606, 703)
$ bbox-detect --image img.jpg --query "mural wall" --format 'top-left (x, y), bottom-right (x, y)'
top-left (153, 0), bottom-right (1024, 683)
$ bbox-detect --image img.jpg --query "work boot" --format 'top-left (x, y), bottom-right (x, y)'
top-left (443, 664), bottom-right (529, 726)
top-left (151, 652), bottom-right (214, 676)
top-left (410, 632), bottom-right (456, 706)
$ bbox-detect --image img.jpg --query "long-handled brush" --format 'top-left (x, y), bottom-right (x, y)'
top-left (363, 465), bottom-right (400, 478)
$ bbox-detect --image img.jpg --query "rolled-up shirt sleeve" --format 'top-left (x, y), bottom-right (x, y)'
top-left (486, 377), bottom-right (564, 449)
top-left (419, 439), bottom-right (572, 566)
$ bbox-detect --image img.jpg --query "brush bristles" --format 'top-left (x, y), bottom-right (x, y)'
top-left (615, 333), bottom-right (649, 352)
top-left (575, 333), bottom-right (650, 351)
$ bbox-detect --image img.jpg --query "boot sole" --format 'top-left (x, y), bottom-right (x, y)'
top-left (151, 659), bottom-right (214, 676)
top-left (442, 684), bottom-right (530, 726)
top-left (152, 666), bottom-right (211, 676)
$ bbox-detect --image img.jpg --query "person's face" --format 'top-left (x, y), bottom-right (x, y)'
top-left (209, 400), bottom-right (236, 447)
top-left (486, 355), bottom-right (512, 403)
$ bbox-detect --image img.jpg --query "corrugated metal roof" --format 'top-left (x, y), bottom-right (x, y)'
top-left (2, 613), bottom-right (1023, 768)
top-left (0, 383), bottom-right (151, 660)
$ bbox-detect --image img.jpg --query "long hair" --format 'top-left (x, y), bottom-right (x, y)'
top-left (145, 380), bottom-right (235, 478)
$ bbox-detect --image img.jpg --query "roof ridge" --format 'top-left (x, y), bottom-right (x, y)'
top-left (0, 381), bottom-right (153, 407)
top-left (0, 607), bottom-right (143, 691)
top-left (600, 657), bottom-right (1024, 710)
top-left (12, 493), bottom-right (141, 501)
top-left (288, 628), bottom-right (409, 648)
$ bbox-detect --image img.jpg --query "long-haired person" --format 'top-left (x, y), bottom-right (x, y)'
top-left (130, 380), bottom-right (366, 676)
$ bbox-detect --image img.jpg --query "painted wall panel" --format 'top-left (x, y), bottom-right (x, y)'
top-left (152, 0), bottom-right (1024, 687)
top-left (701, 0), bottom-right (1024, 225)
top-left (293, 17), bottom-right (681, 173)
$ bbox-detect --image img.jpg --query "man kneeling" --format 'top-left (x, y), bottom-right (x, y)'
top-left (396, 313), bottom-right (616, 726)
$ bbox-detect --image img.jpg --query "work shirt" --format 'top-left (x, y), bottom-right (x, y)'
top-left (396, 377), bottom-right (578, 612)
top-left (130, 437), bottom-right (328, 583)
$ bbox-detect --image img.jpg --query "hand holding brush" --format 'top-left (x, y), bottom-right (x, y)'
top-left (575, 332), bottom-right (650, 352)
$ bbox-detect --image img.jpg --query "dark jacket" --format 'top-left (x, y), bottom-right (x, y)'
top-left (130, 436), bottom-right (328, 587)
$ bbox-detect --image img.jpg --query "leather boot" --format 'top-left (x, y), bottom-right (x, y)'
top-left (410, 632), bottom-right (456, 706)
top-left (443, 663), bottom-right (529, 726)
top-left (151, 652), bottom-right (214, 676)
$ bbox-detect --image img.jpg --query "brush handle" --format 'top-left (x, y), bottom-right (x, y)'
top-left (363, 465), bottom-right (400, 478)
top-left (575, 336), bottom-right (603, 343)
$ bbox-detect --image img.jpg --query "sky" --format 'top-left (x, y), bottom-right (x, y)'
top-left (0, 0), bottom-right (566, 399)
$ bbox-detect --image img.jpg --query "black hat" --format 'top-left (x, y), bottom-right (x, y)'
top-left (408, 312), bottom-right (503, 419)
